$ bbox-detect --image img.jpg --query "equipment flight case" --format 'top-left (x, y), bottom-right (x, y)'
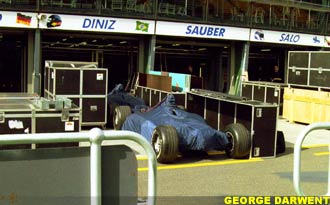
top-left (288, 51), bottom-right (330, 88)
top-left (134, 72), bottom-right (203, 107)
top-left (44, 61), bottom-right (108, 127)
top-left (186, 89), bottom-right (278, 158)
top-left (135, 85), bottom-right (186, 107)
top-left (241, 81), bottom-right (287, 115)
top-left (0, 93), bottom-right (80, 149)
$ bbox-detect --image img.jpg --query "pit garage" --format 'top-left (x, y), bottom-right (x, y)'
top-left (153, 36), bottom-right (232, 92)
top-left (0, 29), bottom-right (31, 92)
top-left (41, 31), bottom-right (141, 91)
top-left (247, 29), bottom-right (325, 84)
top-left (0, 21), bottom-right (143, 94)
top-left (248, 42), bottom-right (320, 83)
top-left (42, 34), bottom-right (234, 95)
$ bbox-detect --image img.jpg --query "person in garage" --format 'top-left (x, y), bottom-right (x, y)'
top-left (270, 65), bottom-right (283, 83)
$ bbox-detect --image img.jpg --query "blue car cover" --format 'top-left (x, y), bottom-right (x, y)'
top-left (107, 84), bottom-right (147, 112)
top-left (122, 94), bottom-right (230, 151)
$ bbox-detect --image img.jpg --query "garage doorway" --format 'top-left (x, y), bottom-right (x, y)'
top-left (41, 31), bottom-right (139, 93)
top-left (154, 36), bottom-right (230, 91)
top-left (0, 30), bottom-right (28, 92)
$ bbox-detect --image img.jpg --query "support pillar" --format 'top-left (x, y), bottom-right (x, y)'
top-left (228, 41), bottom-right (249, 95)
top-left (33, 29), bottom-right (41, 95)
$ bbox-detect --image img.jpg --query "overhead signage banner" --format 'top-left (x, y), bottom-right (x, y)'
top-left (156, 21), bottom-right (250, 41)
top-left (38, 13), bottom-right (155, 35)
top-left (0, 11), bottom-right (37, 28)
top-left (250, 29), bottom-right (324, 47)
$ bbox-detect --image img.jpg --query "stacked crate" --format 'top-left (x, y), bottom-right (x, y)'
top-left (283, 87), bottom-right (330, 124)
top-left (135, 73), bottom-right (186, 107)
top-left (0, 94), bottom-right (80, 149)
top-left (187, 89), bottom-right (278, 158)
top-left (288, 51), bottom-right (330, 88)
top-left (44, 61), bottom-right (108, 127)
top-left (241, 81), bottom-right (287, 115)
top-left (283, 51), bottom-right (330, 124)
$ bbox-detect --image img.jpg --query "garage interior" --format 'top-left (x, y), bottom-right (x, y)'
top-left (0, 29), bottom-right (322, 94)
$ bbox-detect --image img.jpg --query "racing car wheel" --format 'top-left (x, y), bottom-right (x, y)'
top-left (225, 123), bottom-right (251, 159)
top-left (151, 125), bottom-right (179, 163)
top-left (113, 106), bottom-right (132, 130)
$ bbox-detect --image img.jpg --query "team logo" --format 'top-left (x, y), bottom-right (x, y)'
top-left (39, 14), bottom-right (62, 28)
top-left (47, 15), bottom-right (62, 28)
top-left (254, 30), bottom-right (264, 40)
top-left (313, 36), bottom-right (320, 44)
top-left (325, 36), bottom-right (330, 46)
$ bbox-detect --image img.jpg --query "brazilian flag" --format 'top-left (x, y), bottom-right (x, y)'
top-left (136, 21), bottom-right (149, 32)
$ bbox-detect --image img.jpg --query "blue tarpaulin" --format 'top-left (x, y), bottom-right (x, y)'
top-left (107, 84), bottom-right (147, 112)
top-left (122, 95), bottom-right (230, 151)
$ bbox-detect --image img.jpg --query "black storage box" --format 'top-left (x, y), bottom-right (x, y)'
top-left (135, 85), bottom-right (186, 107)
top-left (288, 51), bottom-right (330, 88)
top-left (241, 81), bottom-right (287, 115)
top-left (44, 61), bottom-right (108, 127)
top-left (0, 95), bottom-right (80, 149)
top-left (186, 89), bottom-right (278, 158)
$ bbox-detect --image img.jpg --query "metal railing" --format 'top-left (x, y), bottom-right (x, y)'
top-left (293, 122), bottom-right (330, 196)
top-left (0, 128), bottom-right (157, 205)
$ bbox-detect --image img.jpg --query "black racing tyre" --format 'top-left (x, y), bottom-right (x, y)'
top-left (151, 125), bottom-right (179, 163)
top-left (276, 131), bottom-right (286, 154)
top-left (113, 106), bottom-right (131, 130)
top-left (225, 123), bottom-right (251, 159)
top-left (106, 103), bottom-right (118, 128)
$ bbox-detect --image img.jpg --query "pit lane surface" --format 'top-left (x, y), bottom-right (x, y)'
top-left (136, 143), bottom-right (329, 205)
top-left (96, 118), bottom-right (330, 205)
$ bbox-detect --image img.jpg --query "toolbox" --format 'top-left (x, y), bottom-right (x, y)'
top-left (186, 89), bottom-right (278, 158)
top-left (44, 61), bottom-right (108, 127)
top-left (0, 95), bottom-right (80, 149)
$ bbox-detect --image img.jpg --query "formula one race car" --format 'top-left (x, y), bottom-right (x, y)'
top-left (114, 94), bottom-right (251, 163)
top-left (107, 84), bottom-right (147, 129)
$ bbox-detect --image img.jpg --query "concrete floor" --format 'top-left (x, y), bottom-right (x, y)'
top-left (136, 118), bottom-right (330, 205)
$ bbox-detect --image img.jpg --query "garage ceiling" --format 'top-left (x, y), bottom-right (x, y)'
top-left (41, 32), bottom-right (232, 56)
top-left (41, 31), bottom-right (140, 52)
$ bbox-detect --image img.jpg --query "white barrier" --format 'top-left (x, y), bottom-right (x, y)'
top-left (293, 122), bottom-right (330, 196)
top-left (0, 128), bottom-right (157, 205)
